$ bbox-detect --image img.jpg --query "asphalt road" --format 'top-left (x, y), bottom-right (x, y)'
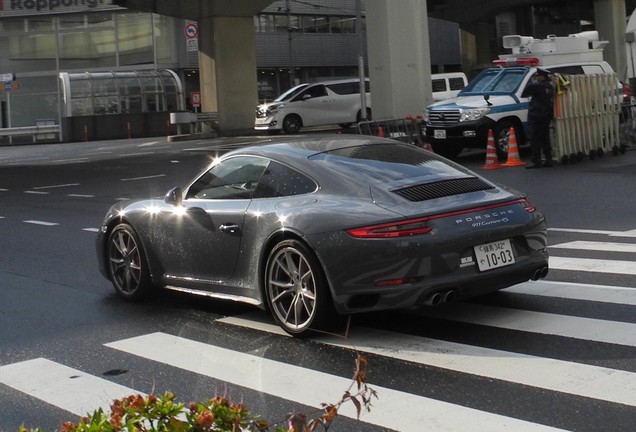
top-left (1, 134), bottom-right (636, 431)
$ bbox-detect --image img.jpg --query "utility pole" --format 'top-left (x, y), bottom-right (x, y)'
top-left (286, 0), bottom-right (295, 87)
top-left (356, 0), bottom-right (368, 121)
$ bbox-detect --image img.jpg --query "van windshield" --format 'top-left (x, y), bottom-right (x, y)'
top-left (460, 68), bottom-right (527, 95)
top-left (274, 84), bottom-right (309, 102)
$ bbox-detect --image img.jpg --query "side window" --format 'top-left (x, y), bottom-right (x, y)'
top-left (327, 82), bottom-right (357, 95)
top-left (186, 156), bottom-right (269, 200)
top-left (253, 161), bottom-right (317, 198)
top-left (549, 65), bottom-right (584, 75)
top-left (581, 65), bottom-right (605, 74)
top-left (449, 77), bottom-right (466, 91)
top-left (431, 79), bottom-right (447, 92)
top-left (296, 84), bottom-right (327, 100)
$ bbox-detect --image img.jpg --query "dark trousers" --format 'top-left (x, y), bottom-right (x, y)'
top-left (529, 120), bottom-right (552, 163)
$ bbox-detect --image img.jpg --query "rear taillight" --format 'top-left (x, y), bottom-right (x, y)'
top-left (346, 218), bottom-right (433, 238)
top-left (346, 198), bottom-right (534, 239)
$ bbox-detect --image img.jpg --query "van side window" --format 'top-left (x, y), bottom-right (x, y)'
top-left (432, 79), bottom-right (446, 92)
top-left (549, 65), bottom-right (584, 75)
top-left (296, 85), bottom-right (327, 100)
top-left (327, 82), bottom-right (357, 95)
top-left (449, 77), bottom-right (466, 91)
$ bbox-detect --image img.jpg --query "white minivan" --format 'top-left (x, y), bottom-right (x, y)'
top-left (254, 78), bottom-right (371, 134)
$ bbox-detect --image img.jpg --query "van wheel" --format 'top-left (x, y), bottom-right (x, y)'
top-left (494, 121), bottom-right (522, 161)
top-left (282, 115), bottom-right (302, 134)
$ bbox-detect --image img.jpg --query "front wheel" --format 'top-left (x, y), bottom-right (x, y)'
top-left (107, 223), bottom-right (152, 301)
top-left (264, 239), bottom-right (340, 336)
top-left (282, 114), bottom-right (302, 134)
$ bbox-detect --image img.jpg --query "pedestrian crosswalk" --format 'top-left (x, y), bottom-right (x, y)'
top-left (2, 228), bottom-right (636, 431)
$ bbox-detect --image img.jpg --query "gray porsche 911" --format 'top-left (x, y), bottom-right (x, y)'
top-left (96, 135), bottom-right (548, 336)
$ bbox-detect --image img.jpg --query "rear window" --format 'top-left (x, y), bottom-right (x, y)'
top-left (309, 143), bottom-right (467, 182)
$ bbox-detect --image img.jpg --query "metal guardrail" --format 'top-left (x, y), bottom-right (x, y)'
top-left (357, 116), bottom-right (424, 146)
top-left (169, 112), bottom-right (219, 135)
top-left (0, 124), bottom-right (61, 143)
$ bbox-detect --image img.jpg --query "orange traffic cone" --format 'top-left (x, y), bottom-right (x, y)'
top-left (502, 127), bottom-right (526, 167)
top-left (482, 129), bottom-right (502, 170)
top-left (378, 126), bottom-right (385, 138)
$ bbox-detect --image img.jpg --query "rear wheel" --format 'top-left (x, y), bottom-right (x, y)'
top-left (107, 223), bottom-right (152, 301)
top-left (282, 114), bottom-right (302, 134)
top-left (264, 239), bottom-right (340, 336)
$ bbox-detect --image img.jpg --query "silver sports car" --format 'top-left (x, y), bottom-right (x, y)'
top-left (96, 135), bottom-right (548, 336)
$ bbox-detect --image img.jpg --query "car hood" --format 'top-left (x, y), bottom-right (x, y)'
top-left (428, 95), bottom-right (517, 110)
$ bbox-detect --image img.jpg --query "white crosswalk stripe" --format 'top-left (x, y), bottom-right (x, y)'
top-left (1, 229), bottom-right (636, 431)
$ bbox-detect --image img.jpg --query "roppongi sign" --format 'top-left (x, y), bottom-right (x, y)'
top-left (0, 0), bottom-right (120, 15)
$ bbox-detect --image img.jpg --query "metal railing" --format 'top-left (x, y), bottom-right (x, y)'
top-left (357, 116), bottom-right (424, 146)
top-left (0, 124), bottom-right (62, 144)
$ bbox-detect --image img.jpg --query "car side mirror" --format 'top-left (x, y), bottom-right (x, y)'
top-left (165, 187), bottom-right (183, 206)
top-left (483, 94), bottom-right (492, 106)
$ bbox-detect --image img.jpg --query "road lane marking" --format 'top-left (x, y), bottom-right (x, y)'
top-left (23, 220), bottom-right (59, 226)
top-left (24, 191), bottom-right (49, 195)
top-left (0, 358), bottom-right (144, 417)
top-left (549, 256), bottom-right (636, 276)
top-left (107, 332), bottom-right (566, 432)
top-left (221, 312), bottom-right (636, 407)
top-left (506, 280), bottom-right (636, 305)
top-left (552, 240), bottom-right (636, 253)
top-left (83, 228), bottom-right (99, 232)
top-left (33, 183), bottom-right (80, 190)
top-left (120, 174), bottom-right (166, 182)
top-left (68, 194), bottom-right (95, 198)
top-left (548, 227), bottom-right (636, 237)
top-left (422, 303), bottom-right (636, 347)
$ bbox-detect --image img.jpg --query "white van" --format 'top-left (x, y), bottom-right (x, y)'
top-left (431, 72), bottom-right (468, 101)
top-left (254, 78), bottom-right (371, 134)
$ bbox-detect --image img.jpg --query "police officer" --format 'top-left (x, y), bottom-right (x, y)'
top-left (522, 68), bottom-right (554, 168)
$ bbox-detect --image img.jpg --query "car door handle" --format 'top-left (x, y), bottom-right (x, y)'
top-left (219, 223), bottom-right (240, 234)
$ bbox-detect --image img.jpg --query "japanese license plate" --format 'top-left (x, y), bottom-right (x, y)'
top-left (474, 239), bottom-right (515, 272)
top-left (433, 129), bottom-right (446, 139)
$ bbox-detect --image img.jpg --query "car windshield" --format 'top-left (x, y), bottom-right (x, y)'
top-left (274, 84), bottom-right (309, 102)
top-left (309, 143), bottom-right (469, 183)
top-left (460, 68), bottom-right (527, 95)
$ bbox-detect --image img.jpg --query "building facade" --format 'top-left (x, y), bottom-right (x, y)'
top-left (6, 0), bottom-right (608, 142)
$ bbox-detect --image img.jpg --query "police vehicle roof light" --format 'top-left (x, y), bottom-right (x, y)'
top-left (492, 57), bottom-right (540, 67)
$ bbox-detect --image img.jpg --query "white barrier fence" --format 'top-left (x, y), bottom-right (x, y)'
top-left (553, 74), bottom-right (623, 163)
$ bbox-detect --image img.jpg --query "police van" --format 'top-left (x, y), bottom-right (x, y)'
top-left (424, 31), bottom-right (618, 159)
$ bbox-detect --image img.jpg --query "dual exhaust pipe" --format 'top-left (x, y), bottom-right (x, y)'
top-left (424, 290), bottom-right (457, 307)
top-left (424, 266), bottom-right (549, 307)
top-left (531, 266), bottom-right (549, 281)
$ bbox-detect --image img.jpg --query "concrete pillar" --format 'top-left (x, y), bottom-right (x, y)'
top-left (198, 16), bottom-right (258, 133)
top-left (594, 0), bottom-right (627, 80)
top-left (365, 0), bottom-right (432, 119)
